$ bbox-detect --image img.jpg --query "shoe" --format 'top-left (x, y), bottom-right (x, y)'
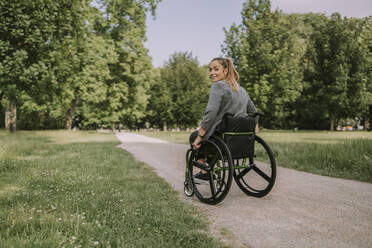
top-left (194, 171), bottom-right (210, 181)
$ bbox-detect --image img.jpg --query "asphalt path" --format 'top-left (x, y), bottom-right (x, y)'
top-left (116, 132), bottom-right (372, 248)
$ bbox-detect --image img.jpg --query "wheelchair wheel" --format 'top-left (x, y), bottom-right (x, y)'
top-left (184, 180), bottom-right (194, 197)
top-left (184, 149), bottom-right (194, 197)
top-left (188, 136), bottom-right (233, 205)
top-left (233, 135), bottom-right (276, 197)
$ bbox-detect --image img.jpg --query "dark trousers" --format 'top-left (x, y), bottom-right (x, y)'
top-left (189, 130), bottom-right (198, 147)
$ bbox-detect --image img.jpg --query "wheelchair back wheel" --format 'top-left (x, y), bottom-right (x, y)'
top-left (233, 135), bottom-right (276, 197)
top-left (184, 149), bottom-right (194, 197)
top-left (188, 136), bottom-right (233, 205)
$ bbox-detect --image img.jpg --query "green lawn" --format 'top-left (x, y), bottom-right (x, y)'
top-left (138, 130), bottom-right (372, 183)
top-left (0, 130), bottom-right (228, 248)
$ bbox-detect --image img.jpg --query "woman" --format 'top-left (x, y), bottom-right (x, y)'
top-left (190, 57), bottom-right (257, 180)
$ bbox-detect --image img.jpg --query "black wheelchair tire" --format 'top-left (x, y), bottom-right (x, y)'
top-left (184, 180), bottom-right (194, 197)
top-left (233, 135), bottom-right (276, 197)
top-left (188, 136), bottom-right (233, 205)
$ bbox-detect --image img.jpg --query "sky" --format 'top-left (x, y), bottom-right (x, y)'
top-left (144, 0), bottom-right (372, 67)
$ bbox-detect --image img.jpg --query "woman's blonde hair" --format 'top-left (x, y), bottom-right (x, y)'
top-left (210, 57), bottom-right (240, 91)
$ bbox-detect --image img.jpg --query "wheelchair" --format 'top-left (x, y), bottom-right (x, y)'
top-left (184, 112), bottom-right (276, 205)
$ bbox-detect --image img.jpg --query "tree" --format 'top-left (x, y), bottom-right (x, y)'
top-left (359, 16), bottom-right (372, 130)
top-left (297, 13), bottom-right (371, 130)
top-left (223, 1), bottom-right (371, 130)
top-left (0, 0), bottom-right (161, 131)
top-left (343, 17), bottom-right (371, 129)
top-left (91, 0), bottom-right (160, 129)
top-left (75, 35), bottom-right (118, 129)
top-left (146, 52), bottom-right (210, 129)
top-left (320, 13), bottom-right (352, 130)
top-left (145, 68), bottom-right (173, 130)
top-left (0, 0), bottom-right (87, 131)
top-left (222, 0), bottom-right (303, 128)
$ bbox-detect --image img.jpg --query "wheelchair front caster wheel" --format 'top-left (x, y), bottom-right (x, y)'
top-left (184, 180), bottom-right (194, 197)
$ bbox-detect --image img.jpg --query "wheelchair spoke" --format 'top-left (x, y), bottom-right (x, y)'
top-left (252, 165), bottom-right (271, 182)
top-left (209, 173), bottom-right (216, 199)
top-left (236, 167), bottom-right (253, 180)
top-left (207, 155), bottom-right (218, 167)
top-left (192, 160), bottom-right (207, 171)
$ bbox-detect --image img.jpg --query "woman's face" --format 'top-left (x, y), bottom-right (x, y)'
top-left (209, 60), bottom-right (227, 82)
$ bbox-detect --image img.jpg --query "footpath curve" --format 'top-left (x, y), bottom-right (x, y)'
top-left (116, 132), bottom-right (372, 248)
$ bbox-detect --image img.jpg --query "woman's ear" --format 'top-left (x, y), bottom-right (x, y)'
top-left (224, 68), bottom-right (228, 76)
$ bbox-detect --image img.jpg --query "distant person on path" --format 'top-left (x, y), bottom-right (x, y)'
top-left (190, 57), bottom-right (256, 180)
top-left (118, 123), bottom-right (123, 132)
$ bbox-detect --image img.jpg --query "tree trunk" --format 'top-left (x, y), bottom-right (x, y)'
top-left (369, 105), bottom-right (372, 131)
top-left (65, 100), bottom-right (76, 130)
top-left (330, 112), bottom-right (334, 131)
top-left (5, 98), bottom-right (17, 132)
top-left (163, 121), bottom-right (167, 131)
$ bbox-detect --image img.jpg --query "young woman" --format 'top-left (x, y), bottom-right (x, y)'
top-left (190, 57), bottom-right (257, 180)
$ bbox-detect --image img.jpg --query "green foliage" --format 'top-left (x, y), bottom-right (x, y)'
top-left (0, 0), bottom-right (161, 130)
top-left (223, 0), bottom-right (303, 128)
top-left (77, 0), bottom-right (159, 129)
top-left (359, 16), bottom-right (372, 128)
top-left (1, 0), bottom-right (370, 130)
top-left (146, 52), bottom-right (210, 129)
top-left (0, 0), bottom-right (88, 130)
top-left (294, 14), bottom-right (372, 130)
top-left (145, 67), bottom-right (172, 128)
top-left (223, 0), bottom-right (371, 130)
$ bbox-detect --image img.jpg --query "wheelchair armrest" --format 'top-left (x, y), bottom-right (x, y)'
top-left (248, 112), bottom-right (264, 118)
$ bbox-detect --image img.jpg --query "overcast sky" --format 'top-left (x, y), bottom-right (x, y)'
top-left (144, 0), bottom-right (372, 67)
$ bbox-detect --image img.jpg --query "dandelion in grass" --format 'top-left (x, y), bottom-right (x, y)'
top-left (95, 220), bottom-right (101, 227)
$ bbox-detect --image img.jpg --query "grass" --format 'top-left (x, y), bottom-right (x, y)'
top-left (0, 130), bottom-right (228, 248)
top-left (137, 130), bottom-right (372, 183)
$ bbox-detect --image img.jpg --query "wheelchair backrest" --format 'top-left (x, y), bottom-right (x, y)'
top-left (220, 114), bottom-right (256, 159)
top-left (220, 114), bottom-right (256, 133)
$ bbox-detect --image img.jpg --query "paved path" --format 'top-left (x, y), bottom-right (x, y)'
top-left (116, 132), bottom-right (372, 248)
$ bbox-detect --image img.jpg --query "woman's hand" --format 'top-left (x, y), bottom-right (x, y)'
top-left (193, 126), bottom-right (206, 150)
top-left (255, 123), bottom-right (259, 134)
top-left (193, 135), bottom-right (202, 149)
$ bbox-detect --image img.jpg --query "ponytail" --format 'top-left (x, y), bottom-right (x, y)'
top-left (210, 57), bottom-right (240, 91)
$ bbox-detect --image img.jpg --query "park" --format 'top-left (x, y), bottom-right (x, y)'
top-left (1, 0), bottom-right (372, 247)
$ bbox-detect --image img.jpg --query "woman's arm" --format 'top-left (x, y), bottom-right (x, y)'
top-left (193, 83), bottom-right (224, 149)
top-left (247, 95), bottom-right (257, 113)
top-left (199, 82), bottom-right (224, 133)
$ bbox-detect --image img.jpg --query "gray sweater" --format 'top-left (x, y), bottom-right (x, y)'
top-left (200, 80), bottom-right (256, 139)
